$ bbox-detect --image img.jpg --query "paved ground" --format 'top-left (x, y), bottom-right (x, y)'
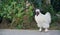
top-left (0, 29), bottom-right (60, 35)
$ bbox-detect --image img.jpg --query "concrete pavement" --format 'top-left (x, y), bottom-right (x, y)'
top-left (0, 29), bottom-right (60, 35)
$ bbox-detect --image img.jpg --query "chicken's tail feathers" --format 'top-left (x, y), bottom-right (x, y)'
top-left (45, 12), bottom-right (51, 16)
top-left (45, 12), bottom-right (51, 23)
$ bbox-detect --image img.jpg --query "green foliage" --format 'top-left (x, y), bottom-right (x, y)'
top-left (28, 0), bottom-right (42, 8)
top-left (51, 0), bottom-right (60, 12)
top-left (28, 5), bottom-right (34, 22)
top-left (0, 0), bottom-right (60, 29)
top-left (0, 0), bottom-right (34, 29)
top-left (0, 0), bottom-right (26, 28)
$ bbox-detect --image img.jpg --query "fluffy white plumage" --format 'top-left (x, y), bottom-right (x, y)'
top-left (35, 9), bottom-right (51, 32)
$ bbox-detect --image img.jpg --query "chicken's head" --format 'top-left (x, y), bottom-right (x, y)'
top-left (35, 9), bottom-right (40, 16)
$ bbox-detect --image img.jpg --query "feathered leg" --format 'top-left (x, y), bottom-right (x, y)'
top-left (39, 27), bottom-right (42, 32)
top-left (45, 28), bottom-right (49, 32)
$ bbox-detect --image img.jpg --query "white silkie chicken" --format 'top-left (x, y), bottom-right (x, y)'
top-left (35, 9), bottom-right (51, 32)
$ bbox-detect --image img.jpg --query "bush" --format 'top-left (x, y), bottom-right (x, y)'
top-left (0, 0), bottom-right (26, 28)
top-left (0, 0), bottom-right (60, 29)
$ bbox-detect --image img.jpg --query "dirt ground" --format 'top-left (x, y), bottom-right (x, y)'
top-left (0, 19), bottom-right (60, 30)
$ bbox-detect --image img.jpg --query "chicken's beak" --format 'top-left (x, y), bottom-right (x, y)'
top-left (36, 12), bottom-right (39, 16)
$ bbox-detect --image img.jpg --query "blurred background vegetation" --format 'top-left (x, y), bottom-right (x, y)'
top-left (0, 0), bottom-right (60, 30)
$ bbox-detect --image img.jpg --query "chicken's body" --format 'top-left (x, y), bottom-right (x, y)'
top-left (35, 9), bottom-right (51, 32)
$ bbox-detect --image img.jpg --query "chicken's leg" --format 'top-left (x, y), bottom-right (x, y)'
top-left (45, 28), bottom-right (49, 32)
top-left (39, 27), bottom-right (42, 32)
